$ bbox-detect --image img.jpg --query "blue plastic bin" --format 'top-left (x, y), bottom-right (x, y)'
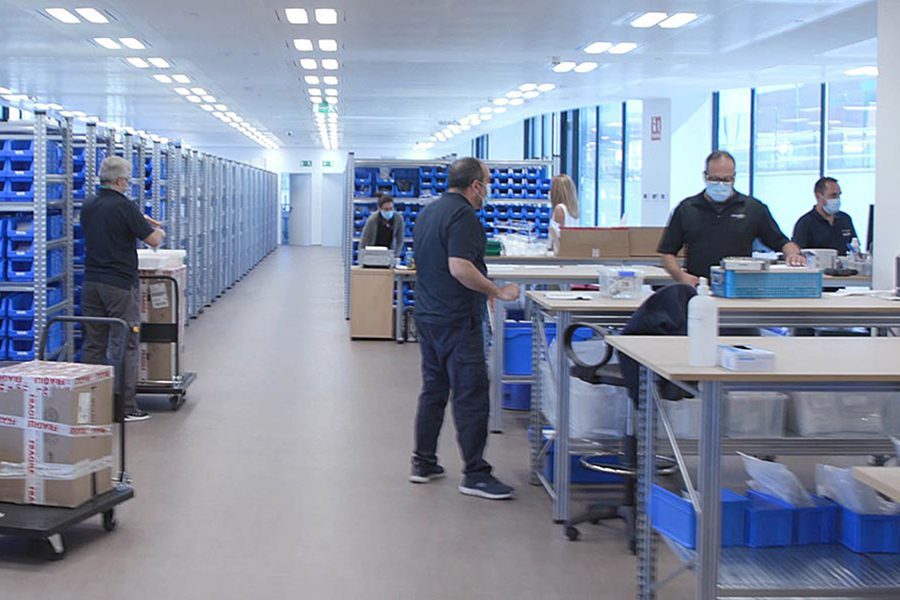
top-left (839, 508), bottom-right (900, 553)
top-left (710, 268), bottom-right (823, 299)
top-left (745, 491), bottom-right (793, 547)
top-left (6, 214), bottom-right (64, 240)
top-left (503, 321), bottom-right (591, 376)
top-left (747, 491), bottom-right (838, 545)
top-left (7, 339), bottom-right (35, 361)
top-left (535, 429), bottom-right (623, 485)
top-left (650, 485), bottom-right (748, 549)
top-left (501, 382), bottom-right (530, 410)
top-left (7, 286), bottom-right (64, 317)
top-left (6, 248), bottom-right (64, 282)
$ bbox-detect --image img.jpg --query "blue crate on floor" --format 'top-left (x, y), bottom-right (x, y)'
top-left (840, 507), bottom-right (900, 553)
top-left (745, 491), bottom-right (793, 548)
top-left (6, 214), bottom-right (64, 240)
top-left (650, 484), bottom-right (748, 549)
top-left (7, 248), bottom-right (64, 282)
top-left (539, 431), bottom-right (624, 485)
top-left (502, 382), bottom-right (530, 410)
top-left (710, 267), bottom-right (823, 299)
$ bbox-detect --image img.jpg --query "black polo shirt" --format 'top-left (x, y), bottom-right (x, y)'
top-left (82, 187), bottom-right (154, 289)
top-left (792, 207), bottom-right (857, 255)
top-left (374, 215), bottom-right (395, 248)
top-left (658, 191), bottom-right (790, 279)
top-left (413, 192), bottom-right (486, 326)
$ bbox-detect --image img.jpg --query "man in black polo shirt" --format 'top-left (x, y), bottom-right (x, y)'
top-left (409, 157), bottom-right (519, 500)
top-left (792, 177), bottom-right (858, 255)
top-left (82, 156), bottom-right (166, 422)
top-left (658, 150), bottom-right (805, 285)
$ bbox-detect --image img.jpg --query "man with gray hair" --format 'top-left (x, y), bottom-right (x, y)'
top-left (81, 156), bottom-right (166, 422)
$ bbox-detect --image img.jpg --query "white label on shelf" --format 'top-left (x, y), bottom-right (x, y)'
top-left (77, 392), bottom-right (92, 424)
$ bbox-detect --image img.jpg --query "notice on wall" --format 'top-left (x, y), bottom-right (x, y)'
top-left (651, 116), bottom-right (662, 141)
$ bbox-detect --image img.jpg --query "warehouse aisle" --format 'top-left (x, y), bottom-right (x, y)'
top-left (0, 246), bottom-right (694, 599)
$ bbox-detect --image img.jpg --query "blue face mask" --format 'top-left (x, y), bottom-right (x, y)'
top-left (705, 181), bottom-right (733, 203)
top-left (823, 197), bottom-right (841, 215)
top-left (380, 210), bottom-right (395, 221)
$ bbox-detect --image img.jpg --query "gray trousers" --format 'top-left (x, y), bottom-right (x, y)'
top-left (81, 281), bottom-right (141, 413)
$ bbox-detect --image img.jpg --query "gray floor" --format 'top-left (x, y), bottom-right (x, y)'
top-left (0, 246), bottom-right (696, 599)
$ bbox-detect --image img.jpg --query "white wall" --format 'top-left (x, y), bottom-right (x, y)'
top-left (641, 98), bottom-right (672, 226)
top-left (669, 94), bottom-right (713, 210)
top-left (488, 122), bottom-right (524, 160)
top-left (875, 0), bottom-right (900, 289)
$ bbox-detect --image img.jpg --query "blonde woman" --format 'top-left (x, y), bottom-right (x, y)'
top-left (549, 174), bottom-right (579, 252)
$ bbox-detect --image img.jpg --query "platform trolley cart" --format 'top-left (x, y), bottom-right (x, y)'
top-left (0, 316), bottom-right (135, 560)
top-left (136, 274), bottom-right (196, 411)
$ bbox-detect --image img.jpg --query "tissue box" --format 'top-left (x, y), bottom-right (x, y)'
top-left (719, 344), bottom-right (775, 372)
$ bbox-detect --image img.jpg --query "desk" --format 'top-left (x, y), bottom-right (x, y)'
top-left (528, 291), bottom-right (900, 529)
top-left (608, 336), bottom-right (900, 600)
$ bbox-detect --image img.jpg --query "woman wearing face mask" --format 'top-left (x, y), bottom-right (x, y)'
top-left (548, 174), bottom-right (579, 252)
top-left (360, 193), bottom-right (405, 259)
top-left (791, 176), bottom-right (858, 255)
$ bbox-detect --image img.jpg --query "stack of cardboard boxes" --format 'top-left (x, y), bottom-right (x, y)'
top-left (0, 361), bottom-right (115, 507)
top-left (137, 250), bottom-right (187, 382)
top-left (556, 227), bottom-right (676, 259)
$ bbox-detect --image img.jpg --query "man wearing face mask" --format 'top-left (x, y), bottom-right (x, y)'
top-left (657, 150), bottom-right (805, 285)
top-left (791, 177), bottom-right (857, 255)
top-left (359, 193), bottom-right (405, 259)
top-left (409, 157), bottom-right (520, 500)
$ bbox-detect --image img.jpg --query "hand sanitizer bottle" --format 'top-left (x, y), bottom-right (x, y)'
top-left (688, 277), bottom-right (719, 367)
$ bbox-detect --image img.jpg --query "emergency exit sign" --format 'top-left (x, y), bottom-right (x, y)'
top-left (322, 160), bottom-right (333, 167)
top-left (301, 160), bottom-right (312, 167)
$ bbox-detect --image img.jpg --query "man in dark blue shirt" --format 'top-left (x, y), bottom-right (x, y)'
top-left (82, 156), bottom-right (165, 422)
top-left (410, 157), bottom-right (519, 500)
top-left (792, 177), bottom-right (858, 255)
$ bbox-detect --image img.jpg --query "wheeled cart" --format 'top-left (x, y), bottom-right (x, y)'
top-left (136, 274), bottom-right (196, 411)
top-left (0, 316), bottom-right (134, 560)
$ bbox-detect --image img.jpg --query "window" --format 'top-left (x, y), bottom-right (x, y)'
top-left (826, 79), bottom-right (876, 248)
top-left (624, 100), bottom-right (643, 225)
top-left (753, 83), bottom-right (822, 238)
top-left (717, 88), bottom-right (752, 194)
top-left (670, 94), bottom-right (713, 208)
top-left (597, 102), bottom-right (623, 226)
top-left (577, 106), bottom-right (597, 226)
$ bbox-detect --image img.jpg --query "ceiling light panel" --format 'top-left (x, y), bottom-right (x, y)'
top-left (321, 59), bottom-right (339, 70)
top-left (148, 57), bottom-right (170, 68)
top-left (659, 13), bottom-right (698, 29)
top-left (304, 75), bottom-right (320, 84)
top-left (126, 57), bottom-right (150, 68)
top-left (75, 8), bottom-right (108, 23)
top-left (308, 88), bottom-right (322, 95)
top-left (574, 61), bottom-right (598, 73)
top-left (630, 12), bottom-right (668, 28)
top-left (119, 37), bottom-right (146, 50)
top-left (315, 8), bottom-right (338, 24)
top-left (186, 95), bottom-right (201, 103)
top-left (45, 8), bottom-right (80, 24)
top-left (584, 41), bottom-right (612, 54)
top-left (293, 39), bottom-right (313, 51)
top-left (608, 42), bottom-right (637, 54)
top-left (493, 98), bottom-right (509, 106)
top-left (174, 87), bottom-right (191, 95)
top-left (325, 88), bottom-right (337, 96)
top-left (300, 58), bottom-right (318, 70)
top-left (202, 95), bottom-right (216, 103)
top-left (285, 8), bottom-right (309, 24)
top-left (325, 97), bottom-right (337, 104)
top-left (845, 66), bottom-right (878, 77)
top-left (323, 76), bottom-right (338, 85)
top-left (509, 98), bottom-right (524, 106)
top-left (519, 83), bottom-right (537, 92)
top-left (537, 83), bottom-right (555, 92)
top-left (93, 37), bottom-right (120, 50)
top-left (190, 87), bottom-right (207, 95)
top-left (214, 104), bottom-right (228, 111)
top-left (319, 39), bottom-right (338, 52)
top-left (200, 104), bottom-right (214, 112)
top-left (506, 90), bottom-right (523, 98)
top-left (522, 90), bottom-right (540, 99)
top-left (552, 61), bottom-right (576, 73)
top-left (153, 74), bottom-right (172, 83)
top-left (172, 74), bottom-right (190, 84)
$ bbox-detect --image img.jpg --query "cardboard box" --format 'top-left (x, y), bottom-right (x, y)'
top-left (0, 361), bottom-right (115, 507)
top-left (628, 227), bottom-right (667, 257)
top-left (556, 227), bottom-right (630, 259)
top-left (350, 267), bottom-right (394, 339)
top-left (139, 265), bottom-right (187, 381)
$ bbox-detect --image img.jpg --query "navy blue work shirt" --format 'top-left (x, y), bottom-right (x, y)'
top-left (82, 187), bottom-right (154, 289)
top-left (413, 192), bottom-right (487, 326)
top-left (792, 207), bottom-right (857, 255)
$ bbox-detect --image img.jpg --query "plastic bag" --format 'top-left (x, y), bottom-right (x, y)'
top-left (815, 464), bottom-right (900, 515)
top-left (739, 452), bottom-right (814, 507)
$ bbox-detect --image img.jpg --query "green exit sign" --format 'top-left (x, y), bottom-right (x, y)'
top-left (317, 104), bottom-right (331, 114)
top-left (301, 160), bottom-right (312, 167)
top-left (322, 160), bottom-right (333, 167)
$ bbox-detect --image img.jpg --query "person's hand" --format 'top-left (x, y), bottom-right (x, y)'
top-left (495, 283), bottom-right (520, 302)
top-left (785, 253), bottom-right (806, 267)
top-left (678, 272), bottom-right (700, 287)
top-left (145, 216), bottom-right (163, 228)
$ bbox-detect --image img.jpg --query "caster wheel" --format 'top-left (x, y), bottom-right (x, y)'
top-left (169, 394), bottom-right (183, 411)
top-left (565, 526), bottom-right (580, 541)
top-left (102, 510), bottom-right (117, 532)
top-left (44, 534), bottom-right (66, 561)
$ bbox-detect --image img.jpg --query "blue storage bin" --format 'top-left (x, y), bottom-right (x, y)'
top-left (6, 248), bottom-right (64, 282)
top-left (503, 321), bottom-right (591, 376)
top-left (501, 382), bottom-right (530, 410)
top-left (6, 214), bottom-right (64, 240)
top-left (8, 316), bottom-right (35, 340)
top-left (0, 181), bottom-right (65, 202)
top-left (711, 267), bottom-right (823, 299)
top-left (745, 491), bottom-right (793, 548)
top-left (7, 238), bottom-right (34, 258)
top-left (840, 507), bottom-right (900, 553)
top-left (0, 337), bottom-right (7, 361)
top-left (543, 437), bottom-right (624, 485)
top-left (7, 339), bottom-right (35, 361)
top-left (650, 485), bottom-right (748, 549)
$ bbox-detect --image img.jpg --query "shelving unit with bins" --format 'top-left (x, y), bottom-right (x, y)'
top-left (342, 154), bottom-right (555, 319)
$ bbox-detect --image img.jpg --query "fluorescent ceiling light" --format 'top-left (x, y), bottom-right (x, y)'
top-left (45, 8), bottom-right (80, 24)
top-left (47, 103), bottom-right (63, 110)
top-left (574, 62), bottom-right (598, 73)
top-left (0, 87), bottom-right (10, 95)
top-left (480, 114), bottom-right (493, 121)
top-left (509, 98), bottom-right (524, 106)
top-left (202, 95), bottom-right (216, 103)
top-left (174, 87), bottom-right (191, 95)
top-left (190, 87), bottom-right (207, 95)
top-left (493, 98), bottom-right (509, 106)
top-left (630, 12), bottom-right (668, 28)
top-left (311, 97), bottom-right (323, 104)
top-left (460, 124), bottom-right (471, 131)
top-left (522, 90), bottom-right (540, 99)
top-left (845, 66), bottom-right (879, 77)
top-left (300, 58), bottom-right (318, 70)
top-left (172, 74), bottom-right (190, 84)
top-left (537, 83), bottom-right (556, 92)
top-left (319, 39), bottom-right (338, 52)
top-left (315, 8), bottom-right (338, 24)
top-left (659, 13), bottom-right (698, 29)
top-left (285, 8), bottom-right (309, 24)
top-left (609, 42), bottom-right (638, 54)
top-left (325, 97), bottom-right (337, 105)
top-left (119, 37), bottom-right (146, 50)
top-left (325, 88), bottom-right (337, 96)
top-left (71, 110), bottom-right (86, 117)
top-left (323, 76), bottom-right (338, 85)
top-left (126, 57), bottom-right (150, 68)
top-left (186, 95), bottom-right (202, 103)
top-left (493, 106), bottom-right (507, 114)
top-left (460, 117), bottom-right (470, 126)
top-left (33, 103), bottom-right (50, 111)
top-left (200, 104), bottom-right (214, 112)
top-left (308, 88), bottom-right (322, 95)
top-left (435, 133), bottom-right (446, 141)
top-left (584, 41), bottom-right (612, 54)
top-left (94, 37), bottom-right (120, 50)
top-left (519, 83), bottom-right (537, 92)
top-left (449, 125), bottom-right (462, 134)
top-left (552, 61), bottom-right (576, 73)
top-left (506, 90), bottom-right (523, 98)
top-left (148, 57), bottom-right (170, 68)
top-left (153, 74), bottom-right (172, 83)
top-left (214, 104), bottom-right (228, 111)
top-left (75, 7), bottom-right (108, 23)
top-left (304, 75), bottom-right (320, 84)
top-left (479, 106), bottom-right (493, 114)
top-left (466, 113), bottom-right (479, 121)
top-left (293, 39), bottom-right (313, 52)
top-left (322, 59), bottom-right (339, 70)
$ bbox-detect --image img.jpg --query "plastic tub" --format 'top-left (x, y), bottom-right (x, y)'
top-left (650, 485), bottom-right (747, 549)
top-left (501, 382), bottom-right (530, 411)
top-left (840, 507), bottom-right (900, 553)
top-left (745, 490), bottom-right (793, 547)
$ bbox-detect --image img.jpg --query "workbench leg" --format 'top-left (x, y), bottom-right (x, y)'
top-left (636, 366), bottom-right (658, 600)
top-left (529, 304), bottom-right (543, 485)
top-left (696, 381), bottom-right (723, 600)
top-left (489, 290), bottom-right (506, 433)
top-left (394, 275), bottom-right (403, 343)
top-left (553, 310), bottom-right (571, 523)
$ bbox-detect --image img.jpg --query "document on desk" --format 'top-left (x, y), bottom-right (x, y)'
top-left (829, 289), bottom-right (900, 300)
top-left (544, 291), bottom-right (592, 301)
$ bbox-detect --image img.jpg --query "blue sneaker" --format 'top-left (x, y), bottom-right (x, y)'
top-left (459, 473), bottom-right (514, 500)
top-left (409, 463), bottom-right (446, 484)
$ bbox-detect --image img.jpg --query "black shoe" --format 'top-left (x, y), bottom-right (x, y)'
top-left (409, 463), bottom-right (446, 484)
top-left (459, 473), bottom-right (514, 500)
top-left (124, 409), bottom-right (151, 423)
